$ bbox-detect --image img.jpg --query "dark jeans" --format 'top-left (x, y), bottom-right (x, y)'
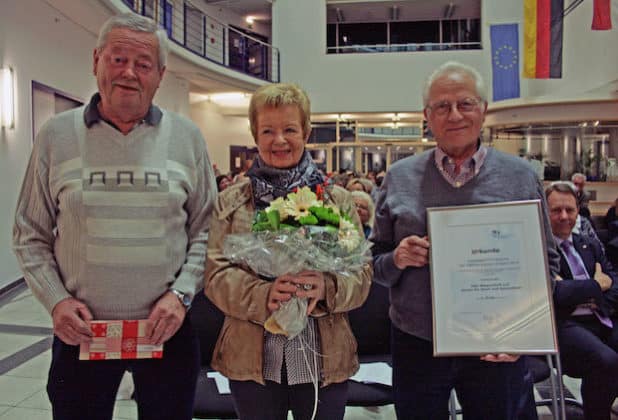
top-left (391, 326), bottom-right (533, 420)
top-left (558, 316), bottom-right (618, 420)
top-left (47, 317), bottom-right (200, 420)
top-left (229, 378), bottom-right (348, 420)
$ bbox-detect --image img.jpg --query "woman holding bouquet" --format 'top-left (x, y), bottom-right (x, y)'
top-left (204, 83), bottom-right (372, 420)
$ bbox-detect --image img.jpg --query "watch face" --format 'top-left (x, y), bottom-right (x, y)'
top-left (172, 289), bottom-right (191, 307)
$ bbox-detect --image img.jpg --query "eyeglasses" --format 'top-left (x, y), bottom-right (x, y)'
top-left (426, 97), bottom-right (482, 116)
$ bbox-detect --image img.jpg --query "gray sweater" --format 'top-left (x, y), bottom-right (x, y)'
top-left (371, 147), bottom-right (559, 340)
top-left (13, 105), bottom-right (216, 320)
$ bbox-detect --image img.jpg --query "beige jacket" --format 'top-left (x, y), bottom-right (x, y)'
top-left (204, 179), bottom-right (372, 386)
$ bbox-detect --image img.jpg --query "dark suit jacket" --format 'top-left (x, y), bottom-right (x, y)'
top-left (553, 233), bottom-right (618, 320)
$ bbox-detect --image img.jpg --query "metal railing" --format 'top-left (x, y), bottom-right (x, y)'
top-left (122, 0), bottom-right (280, 83)
top-left (327, 42), bottom-right (481, 54)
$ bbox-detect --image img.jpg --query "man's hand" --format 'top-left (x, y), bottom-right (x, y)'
top-left (480, 354), bottom-right (520, 363)
top-left (594, 262), bottom-right (612, 291)
top-left (146, 291), bottom-right (186, 346)
top-left (267, 274), bottom-right (298, 313)
top-left (393, 235), bottom-right (430, 269)
top-left (293, 271), bottom-right (327, 314)
top-left (51, 297), bottom-right (94, 345)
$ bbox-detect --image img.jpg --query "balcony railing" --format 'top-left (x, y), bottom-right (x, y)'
top-left (122, 0), bottom-right (280, 83)
top-left (327, 42), bottom-right (481, 54)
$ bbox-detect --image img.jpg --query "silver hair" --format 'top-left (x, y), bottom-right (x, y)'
top-left (96, 13), bottom-right (169, 69)
top-left (422, 61), bottom-right (488, 107)
top-left (571, 172), bottom-right (586, 182)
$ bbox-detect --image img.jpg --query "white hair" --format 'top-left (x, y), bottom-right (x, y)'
top-left (571, 172), bottom-right (586, 182)
top-left (97, 13), bottom-right (169, 69)
top-left (422, 61), bottom-right (488, 107)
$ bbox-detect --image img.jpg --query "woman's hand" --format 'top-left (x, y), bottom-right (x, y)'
top-left (294, 270), bottom-right (327, 314)
top-left (267, 274), bottom-right (299, 313)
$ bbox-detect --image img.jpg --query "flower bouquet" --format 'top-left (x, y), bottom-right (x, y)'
top-left (223, 186), bottom-right (372, 339)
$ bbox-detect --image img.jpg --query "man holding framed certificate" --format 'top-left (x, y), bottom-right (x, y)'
top-left (371, 61), bottom-right (560, 419)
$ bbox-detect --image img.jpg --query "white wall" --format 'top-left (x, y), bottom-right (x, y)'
top-left (272, 0), bottom-right (618, 113)
top-left (0, 0), bottom-right (191, 289)
top-left (190, 100), bottom-right (254, 175)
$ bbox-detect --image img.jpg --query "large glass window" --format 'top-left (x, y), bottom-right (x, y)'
top-left (326, 1), bottom-right (481, 54)
top-left (338, 23), bottom-right (388, 47)
top-left (390, 21), bottom-right (439, 45)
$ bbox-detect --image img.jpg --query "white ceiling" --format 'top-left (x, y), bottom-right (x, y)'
top-left (201, 0), bottom-right (272, 21)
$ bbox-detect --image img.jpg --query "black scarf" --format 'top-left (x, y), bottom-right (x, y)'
top-left (247, 151), bottom-right (326, 210)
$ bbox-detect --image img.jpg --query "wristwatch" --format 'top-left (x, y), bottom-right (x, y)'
top-left (170, 288), bottom-right (192, 309)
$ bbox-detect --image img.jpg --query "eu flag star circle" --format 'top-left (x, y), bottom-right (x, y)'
top-left (493, 45), bottom-right (517, 70)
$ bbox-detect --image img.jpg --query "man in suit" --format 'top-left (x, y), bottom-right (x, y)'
top-left (547, 181), bottom-right (618, 420)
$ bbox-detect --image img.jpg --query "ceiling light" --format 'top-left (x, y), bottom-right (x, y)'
top-left (207, 92), bottom-right (251, 107)
top-left (593, 120), bottom-right (600, 126)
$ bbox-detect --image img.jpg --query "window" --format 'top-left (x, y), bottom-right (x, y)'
top-left (326, 0), bottom-right (481, 54)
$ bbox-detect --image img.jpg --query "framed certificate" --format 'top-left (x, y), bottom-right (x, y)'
top-left (427, 200), bottom-right (557, 356)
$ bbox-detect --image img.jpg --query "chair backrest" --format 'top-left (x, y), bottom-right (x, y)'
top-left (188, 289), bottom-right (225, 366)
top-left (347, 282), bottom-right (391, 356)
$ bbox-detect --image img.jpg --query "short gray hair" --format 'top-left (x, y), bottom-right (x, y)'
top-left (96, 13), bottom-right (169, 69)
top-left (422, 61), bottom-right (488, 107)
top-left (571, 172), bottom-right (586, 182)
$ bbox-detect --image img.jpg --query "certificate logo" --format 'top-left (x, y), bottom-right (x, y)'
top-left (491, 229), bottom-right (512, 239)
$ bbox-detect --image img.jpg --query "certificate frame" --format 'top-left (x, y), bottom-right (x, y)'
top-left (427, 200), bottom-right (558, 356)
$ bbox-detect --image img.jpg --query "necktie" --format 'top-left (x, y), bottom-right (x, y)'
top-left (561, 240), bottom-right (613, 328)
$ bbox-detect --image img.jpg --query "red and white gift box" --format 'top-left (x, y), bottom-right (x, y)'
top-left (79, 320), bottom-right (164, 360)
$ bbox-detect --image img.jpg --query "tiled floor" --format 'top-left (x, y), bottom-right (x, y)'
top-left (0, 282), bottom-right (612, 420)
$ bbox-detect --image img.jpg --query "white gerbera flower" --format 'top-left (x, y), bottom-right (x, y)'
top-left (265, 197), bottom-right (288, 219)
top-left (284, 187), bottom-right (321, 221)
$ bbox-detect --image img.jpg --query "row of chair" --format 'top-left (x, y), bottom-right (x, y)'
top-left (188, 283), bottom-right (585, 419)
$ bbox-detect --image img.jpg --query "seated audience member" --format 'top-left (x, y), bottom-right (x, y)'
top-left (546, 181), bottom-right (618, 420)
top-left (571, 172), bottom-right (592, 221)
top-left (216, 174), bottom-right (233, 192)
top-left (351, 190), bottom-right (374, 239)
top-left (606, 198), bottom-right (618, 239)
top-left (366, 170), bottom-right (377, 184)
top-left (346, 178), bottom-right (373, 195)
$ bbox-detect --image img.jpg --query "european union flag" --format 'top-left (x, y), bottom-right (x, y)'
top-left (490, 24), bottom-right (520, 101)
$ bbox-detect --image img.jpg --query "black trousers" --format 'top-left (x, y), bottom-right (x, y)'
top-left (391, 326), bottom-right (533, 420)
top-left (558, 316), bottom-right (618, 420)
top-left (228, 378), bottom-right (348, 420)
top-left (47, 317), bottom-right (200, 420)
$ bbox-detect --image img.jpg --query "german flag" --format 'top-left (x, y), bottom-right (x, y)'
top-left (523, 0), bottom-right (564, 78)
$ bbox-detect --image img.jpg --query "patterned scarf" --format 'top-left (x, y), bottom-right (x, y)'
top-left (247, 151), bottom-right (326, 210)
